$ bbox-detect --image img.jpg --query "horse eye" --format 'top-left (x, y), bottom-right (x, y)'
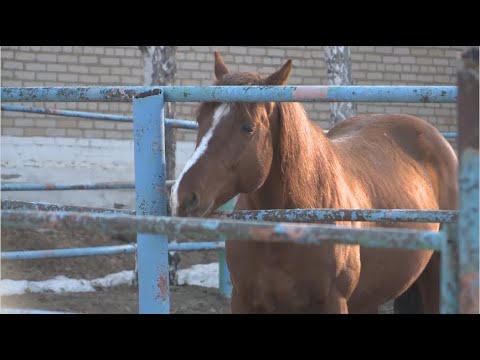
top-left (241, 123), bottom-right (255, 134)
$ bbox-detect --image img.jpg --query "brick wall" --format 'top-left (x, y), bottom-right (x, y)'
top-left (1, 46), bottom-right (143, 139)
top-left (1, 46), bottom-right (466, 142)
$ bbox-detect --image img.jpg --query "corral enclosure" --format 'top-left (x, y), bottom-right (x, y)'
top-left (1, 46), bottom-right (477, 314)
top-left (1, 46), bottom-right (463, 209)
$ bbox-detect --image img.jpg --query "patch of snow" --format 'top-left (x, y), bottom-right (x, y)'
top-left (176, 262), bottom-right (219, 288)
top-left (1, 262), bottom-right (219, 296)
top-left (0, 271), bottom-right (135, 296)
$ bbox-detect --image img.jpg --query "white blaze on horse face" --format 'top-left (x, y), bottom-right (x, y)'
top-left (170, 103), bottom-right (231, 216)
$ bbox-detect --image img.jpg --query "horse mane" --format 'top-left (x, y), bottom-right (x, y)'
top-left (197, 71), bottom-right (345, 209)
top-left (276, 102), bottom-right (342, 209)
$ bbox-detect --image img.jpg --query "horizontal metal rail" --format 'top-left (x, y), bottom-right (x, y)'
top-left (1, 241), bottom-right (225, 261)
top-left (164, 119), bottom-right (197, 130)
top-left (1, 199), bottom-right (134, 214)
top-left (0, 309), bottom-right (77, 314)
top-left (1, 182), bottom-right (136, 191)
top-left (1, 244), bottom-right (135, 260)
top-left (442, 132), bottom-right (457, 140)
top-left (0, 105), bottom-right (455, 138)
top-left (2, 200), bottom-right (458, 224)
top-left (215, 208), bottom-right (458, 224)
top-left (1, 210), bottom-right (444, 251)
top-left (1, 181), bottom-right (175, 191)
top-left (1, 86), bottom-right (457, 103)
top-left (1, 105), bottom-right (198, 130)
top-left (1, 104), bottom-right (131, 121)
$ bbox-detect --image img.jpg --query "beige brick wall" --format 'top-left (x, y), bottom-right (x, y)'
top-left (1, 46), bottom-right (143, 139)
top-left (1, 46), bottom-right (466, 142)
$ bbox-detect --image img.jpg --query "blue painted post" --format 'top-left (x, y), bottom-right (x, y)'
top-left (217, 235), bottom-right (230, 298)
top-left (216, 196), bottom-right (237, 298)
top-left (133, 89), bottom-right (169, 314)
top-left (456, 47), bottom-right (479, 314)
top-left (458, 152), bottom-right (479, 313)
top-left (440, 224), bottom-right (458, 313)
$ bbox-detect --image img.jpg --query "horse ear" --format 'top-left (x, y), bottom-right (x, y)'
top-left (214, 52), bottom-right (229, 80)
top-left (264, 59), bottom-right (292, 85)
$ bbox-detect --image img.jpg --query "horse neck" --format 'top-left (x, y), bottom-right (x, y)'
top-left (246, 103), bottom-right (345, 210)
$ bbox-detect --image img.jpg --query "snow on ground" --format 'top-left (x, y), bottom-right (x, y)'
top-left (0, 271), bottom-right (134, 296)
top-left (0, 264), bottom-right (219, 295)
top-left (175, 263), bottom-right (219, 288)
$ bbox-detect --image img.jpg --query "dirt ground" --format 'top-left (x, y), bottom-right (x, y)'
top-left (1, 228), bottom-right (231, 314)
top-left (1, 228), bottom-right (395, 314)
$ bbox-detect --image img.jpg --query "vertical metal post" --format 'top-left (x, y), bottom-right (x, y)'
top-left (133, 89), bottom-right (169, 314)
top-left (456, 47), bottom-right (479, 314)
top-left (218, 235), bottom-right (231, 298)
top-left (217, 196), bottom-right (237, 298)
top-left (440, 224), bottom-right (459, 314)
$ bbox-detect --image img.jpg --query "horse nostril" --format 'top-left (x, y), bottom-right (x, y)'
top-left (187, 192), bottom-right (199, 210)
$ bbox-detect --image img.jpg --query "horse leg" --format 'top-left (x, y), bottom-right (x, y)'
top-left (322, 288), bottom-right (349, 314)
top-left (393, 251), bottom-right (440, 314)
top-left (394, 282), bottom-right (424, 314)
top-left (415, 251), bottom-right (441, 314)
top-left (230, 287), bottom-right (251, 314)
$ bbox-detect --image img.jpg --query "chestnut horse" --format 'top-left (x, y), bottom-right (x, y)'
top-left (171, 52), bottom-right (458, 313)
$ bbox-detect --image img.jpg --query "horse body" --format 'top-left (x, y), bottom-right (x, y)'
top-left (230, 113), bottom-right (457, 313)
top-left (171, 52), bottom-right (458, 313)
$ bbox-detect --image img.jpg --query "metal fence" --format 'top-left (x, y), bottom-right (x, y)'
top-left (1, 52), bottom-right (478, 314)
